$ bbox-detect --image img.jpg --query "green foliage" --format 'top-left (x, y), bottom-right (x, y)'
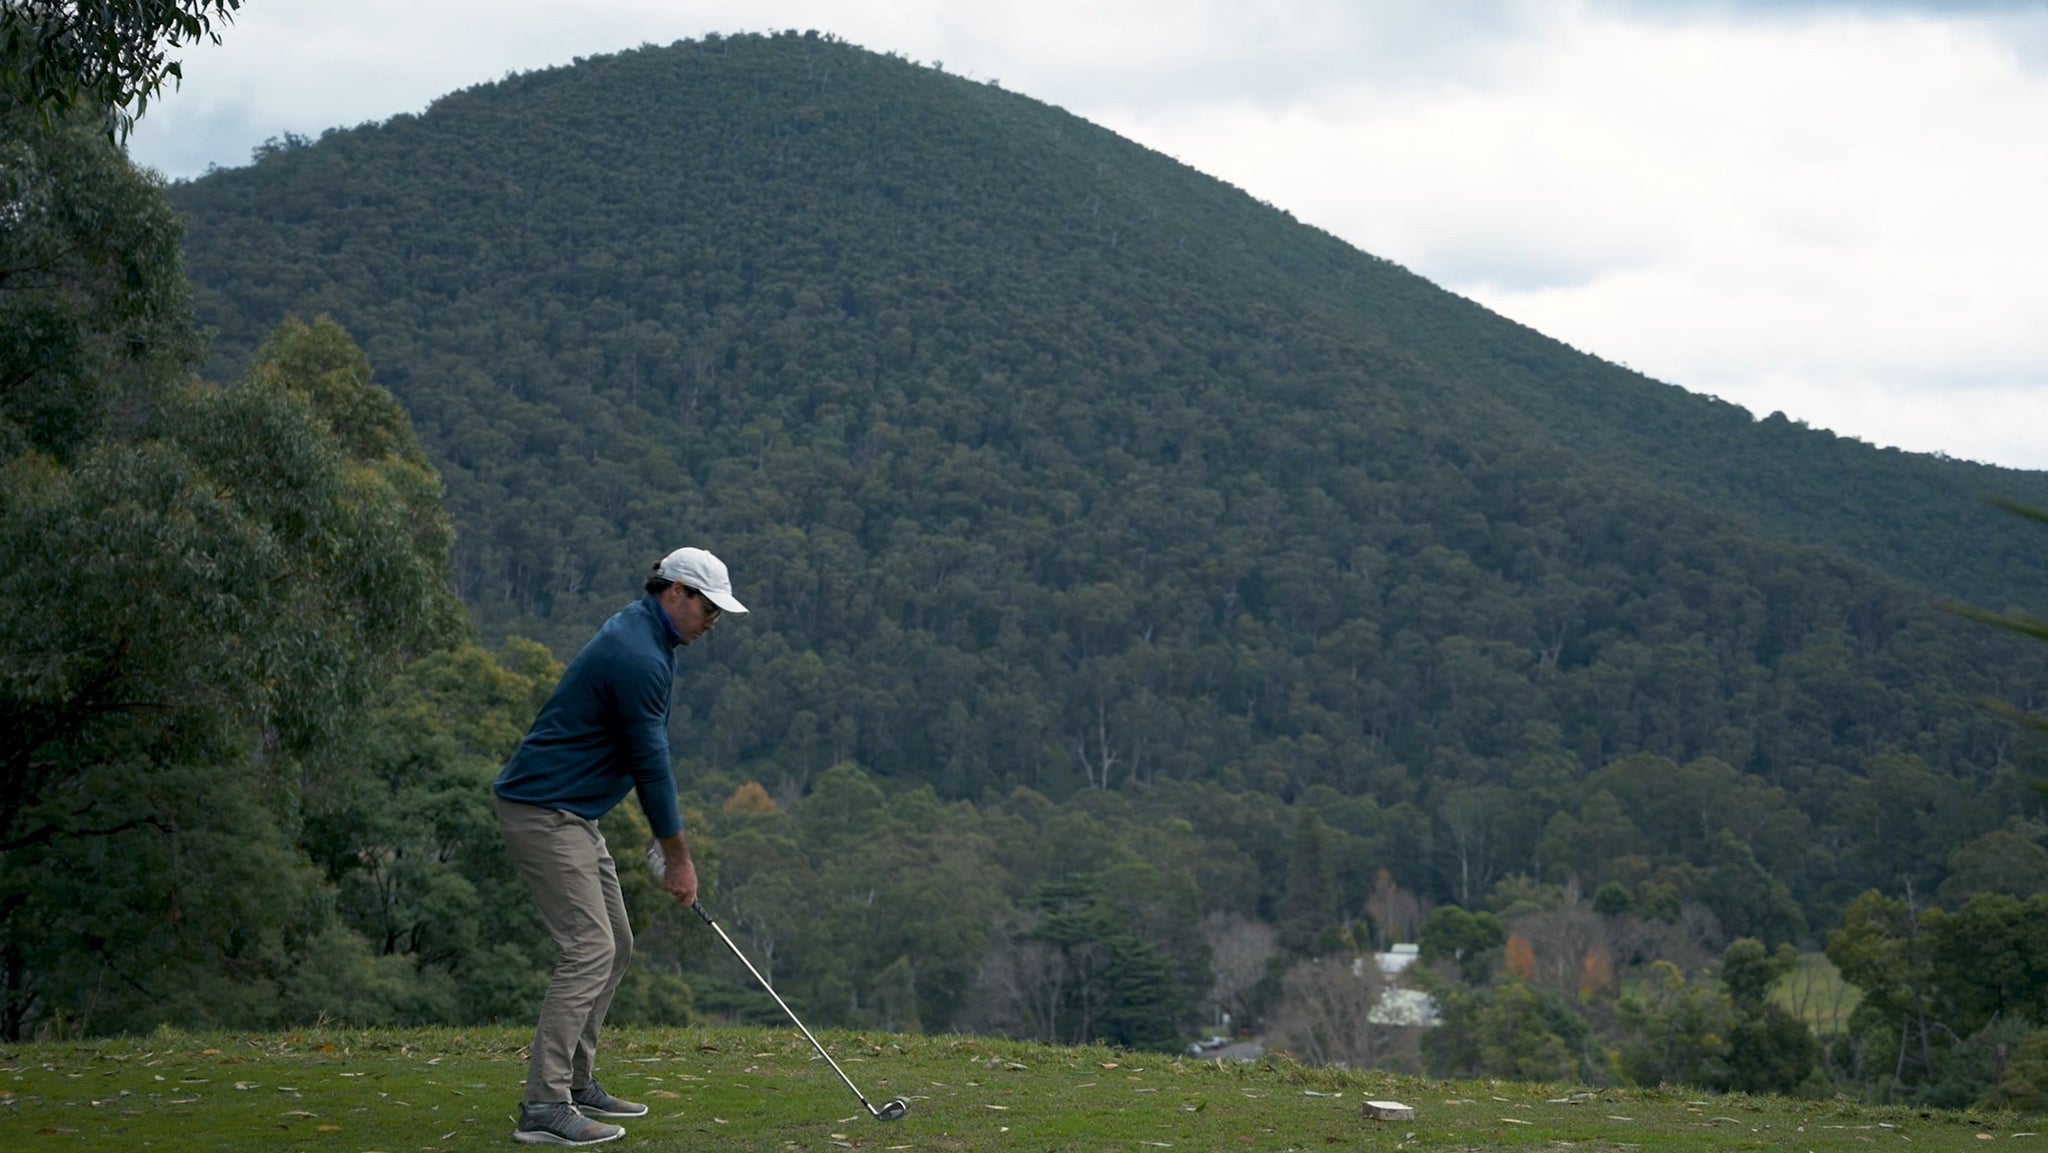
top-left (1920, 1018), bottom-right (2040, 1111)
top-left (1719, 941), bottom-right (1822, 1096)
top-left (1618, 960), bottom-right (1732, 1089)
top-left (1985, 1028), bottom-right (2048, 1114)
top-left (1592, 881), bottom-right (1634, 917)
top-left (1950, 499), bottom-right (2048, 799)
top-left (1419, 905), bottom-right (1505, 984)
top-left (1614, 941), bottom-right (1819, 1095)
top-left (1278, 810), bottom-right (1340, 955)
top-left (1424, 978), bottom-right (1595, 1083)
top-left (1720, 939), bottom-right (1795, 1010)
top-left (0, 0), bottom-right (243, 132)
top-left (301, 640), bottom-right (563, 1025)
top-left (0, 103), bottom-right (196, 459)
top-left (1020, 874), bottom-right (1189, 1051)
top-left (1828, 888), bottom-right (2048, 1103)
top-left (1938, 826), bottom-right (2048, 905)
top-left (0, 108), bottom-right (464, 1039)
top-left (0, 311), bottom-right (463, 1036)
top-left (1696, 830), bottom-right (1806, 947)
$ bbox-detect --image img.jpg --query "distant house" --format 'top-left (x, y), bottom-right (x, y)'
top-left (1367, 987), bottom-right (1441, 1028)
top-left (1374, 942), bottom-right (1422, 975)
top-left (1355, 943), bottom-right (1441, 1028)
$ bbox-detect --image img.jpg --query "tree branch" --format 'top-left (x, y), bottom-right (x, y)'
top-left (0, 808), bottom-right (167, 854)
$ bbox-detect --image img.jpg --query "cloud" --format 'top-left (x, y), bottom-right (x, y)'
top-left (1594, 0), bottom-right (2038, 16)
top-left (1091, 9), bottom-right (2048, 466)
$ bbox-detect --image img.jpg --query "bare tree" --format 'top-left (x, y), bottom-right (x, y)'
top-left (1437, 786), bottom-right (1513, 906)
top-left (1202, 911), bottom-right (1277, 1029)
top-left (960, 917), bottom-right (1115, 1045)
top-left (1604, 904), bottom-right (1724, 981)
top-left (1510, 905), bottom-right (1609, 999)
top-left (1269, 955), bottom-right (1388, 1068)
top-left (1365, 869), bottom-right (1429, 948)
top-left (963, 935), bottom-right (1062, 1041)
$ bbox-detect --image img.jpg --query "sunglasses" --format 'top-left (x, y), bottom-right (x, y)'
top-left (690, 589), bottom-right (722, 623)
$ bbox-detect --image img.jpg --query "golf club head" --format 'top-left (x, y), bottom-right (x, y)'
top-left (872, 1098), bottom-right (909, 1121)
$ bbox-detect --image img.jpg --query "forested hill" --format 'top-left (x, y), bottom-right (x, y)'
top-left (167, 33), bottom-right (2048, 905)
top-left (169, 33), bottom-right (2048, 615)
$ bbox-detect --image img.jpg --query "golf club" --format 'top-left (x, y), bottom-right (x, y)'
top-left (688, 898), bottom-right (909, 1122)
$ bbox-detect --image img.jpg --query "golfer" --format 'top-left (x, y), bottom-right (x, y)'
top-left (493, 546), bottom-right (745, 1146)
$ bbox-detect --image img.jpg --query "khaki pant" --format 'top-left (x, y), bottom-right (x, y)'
top-left (495, 797), bottom-right (634, 1103)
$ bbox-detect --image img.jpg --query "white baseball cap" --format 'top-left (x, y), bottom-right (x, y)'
top-left (655, 547), bottom-right (748, 616)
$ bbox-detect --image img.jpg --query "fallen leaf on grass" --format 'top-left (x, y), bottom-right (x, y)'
top-left (281, 1109), bottom-right (317, 1117)
top-left (648, 1090), bottom-right (680, 1099)
top-left (36, 1127), bottom-right (77, 1135)
top-left (315, 1124), bottom-right (340, 1132)
top-left (1499, 1118), bottom-right (1531, 1125)
top-left (984, 1104), bottom-right (1010, 1110)
top-left (1606, 1115), bottom-right (1635, 1121)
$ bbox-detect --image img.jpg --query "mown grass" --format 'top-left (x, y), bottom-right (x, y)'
top-left (2, 1025), bottom-right (2036, 1151)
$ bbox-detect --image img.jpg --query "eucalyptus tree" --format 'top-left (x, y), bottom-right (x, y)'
top-left (0, 107), bottom-right (461, 1037)
top-left (1, 0), bottom-right (244, 133)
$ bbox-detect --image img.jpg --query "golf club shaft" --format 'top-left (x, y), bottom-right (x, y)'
top-left (692, 902), bottom-right (880, 1113)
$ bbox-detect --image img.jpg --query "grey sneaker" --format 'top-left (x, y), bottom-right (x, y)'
top-left (571, 1079), bottom-right (649, 1119)
top-left (512, 1101), bottom-right (623, 1145)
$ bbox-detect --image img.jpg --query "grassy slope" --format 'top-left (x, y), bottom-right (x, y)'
top-left (3, 1026), bottom-right (2033, 1151)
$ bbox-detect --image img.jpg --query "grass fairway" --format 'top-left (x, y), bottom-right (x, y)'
top-left (1, 1026), bottom-right (2036, 1151)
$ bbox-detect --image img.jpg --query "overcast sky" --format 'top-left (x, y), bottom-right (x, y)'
top-left (127, 1), bottom-right (2048, 469)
